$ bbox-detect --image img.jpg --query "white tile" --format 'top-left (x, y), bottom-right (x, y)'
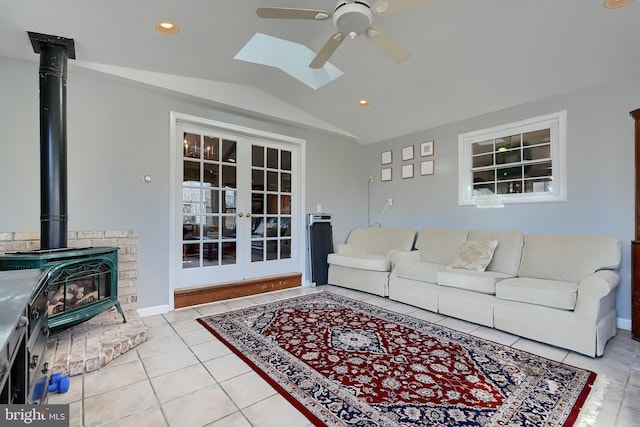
top-left (220, 371), bottom-right (277, 409)
top-left (150, 363), bottom-right (216, 403)
top-left (203, 353), bottom-right (252, 382)
top-left (242, 393), bottom-right (310, 427)
top-left (224, 298), bottom-right (257, 310)
top-left (101, 405), bottom-right (167, 427)
top-left (195, 302), bottom-right (232, 317)
top-left (190, 338), bottom-right (232, 362)
top-left (405, 309), bottom-right (445, 323)
top-left (205, 411), bottom-right (252, 427)
top-left (436, 317), bottom-right (480, 334)
top-left (147, 323), bottom-right (177, 339)
top-left (179, 327), bottom-right (217, 346)
top-left (383, 301), bottom-right (418, 314)
top-left (162, 384), bottom-right (237, 427)
top-left (83, 380), bottom-right (158, 426)
top-left (142, 346), bottom-right (200, 378)
top-left (468, 326), bottom-right (519, 346)
top-left (509, 338), bottom-right (569, 362)
top-left (163, 308), bottom-right (201, 323)
top-left (68, 400), bottom-right (82, 427)
top-left (170, 318), bottom-right (203, 335)
top-left (84, 359), bottom-right (148, 397)
top-left (136, 334), bottom-right (188, 359)
top-left (143, 314), bottom-right (168, 327)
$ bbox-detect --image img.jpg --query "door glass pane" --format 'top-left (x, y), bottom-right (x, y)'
top-left (204, 136), bottom-right (219, 161)
top-left (183, 160), bottom-right (200, 182)
top-left (251, 145), bottom-right (294, 263)
top-left (252, 145), bottom-right (264, 167)
top-left (281, 172), bottom-right (291, 192)
top-left (203, 163), bottom-right (218, 187)
top-left (281, 151), bottom-right (291, 171)
top-left (267, 147), bottom-right (278, 169)
top-left (222, 139), bottom-right (237, 163)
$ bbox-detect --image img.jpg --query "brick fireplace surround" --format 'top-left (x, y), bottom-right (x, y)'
top-left (0, 229), bottom-right (148, 376)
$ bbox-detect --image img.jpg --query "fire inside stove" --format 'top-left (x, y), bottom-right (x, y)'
top-left (48, 258), bottom-right (113, 317)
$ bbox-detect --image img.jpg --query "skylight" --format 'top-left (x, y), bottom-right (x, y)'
top-left (234, 33), bottom-right (343, 90)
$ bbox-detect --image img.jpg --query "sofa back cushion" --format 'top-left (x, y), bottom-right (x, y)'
top-left (416, 228), bottom-right (468, 264)
top-left (345, 227), bottom-right (415, 256)
top-left (468, 230), bottom-right (524, 276)
top-left (518, 233), bottom-right (621, 282)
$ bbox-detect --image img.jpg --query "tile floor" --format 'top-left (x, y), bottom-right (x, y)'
top-left (48, 285), bottom-right (640, 427)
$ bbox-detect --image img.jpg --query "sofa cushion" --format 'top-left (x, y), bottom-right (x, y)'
top-left (437, 270), bottom-right (512, 294)
top-left (447, 240), bottom-right (498, 272)
top-left (395, 261), bottom-right (444, 283)
top-left (496, 278), bottom-right (578, 310)
top-left (468, 230), bottom-right (524, 276)
top-left (327, 253), bottom-right (389, 272)
top-left (518, 233), bottom-right (620, 283)
top-left (415, 228), bottom-right (468, 264)
top-left (344, 227), bottom-right (416, 256)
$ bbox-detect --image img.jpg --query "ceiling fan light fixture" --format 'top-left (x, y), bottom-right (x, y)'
top-left (358, 99), bottom-right (370, 106)
top-left (156, 21), bottom-right (179, 34)
top-left (604, 0), bottom-right (633, 8)
top-left (333, 3), bottom-right (373, 37)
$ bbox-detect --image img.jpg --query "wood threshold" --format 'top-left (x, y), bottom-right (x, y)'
top-left (174, 273), bottom-right (302, 309)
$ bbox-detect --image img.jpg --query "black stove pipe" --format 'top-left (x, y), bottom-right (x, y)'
top-left (28, 32), bottom-right (76, 250)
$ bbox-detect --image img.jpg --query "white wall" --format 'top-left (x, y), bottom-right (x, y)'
top-left (3, 52), bottom-right (636, 324)
top-left (365, 73), bottom-right (639, 323)
top-left (0, 55), bottom-right (366, 310)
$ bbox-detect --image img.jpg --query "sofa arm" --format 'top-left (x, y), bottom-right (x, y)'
top-left (388, 249), bottom-right (420, 266)
top-left (334, 243), bottom-right (355, 255)
top-left (574, 270), bottom-right (620, 318)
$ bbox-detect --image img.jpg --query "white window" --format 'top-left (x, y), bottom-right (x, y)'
top-left (458, 111), bottom-right (567, 206)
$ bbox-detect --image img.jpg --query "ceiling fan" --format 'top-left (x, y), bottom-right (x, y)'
top-left (256, 0), bottom-right (439, 69)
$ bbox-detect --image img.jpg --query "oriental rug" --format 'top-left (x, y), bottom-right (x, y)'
top-left (197, 291), bottom-right (604, 426)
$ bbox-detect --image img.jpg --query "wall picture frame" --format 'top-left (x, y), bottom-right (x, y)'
top-left (420, 140), bottom-right (434, 157)
top-left (402, 145), bottom-right (414, 161)
top-left (421, 160), bottom-right (434, 176)
top-left (401, 164), bottom-right (414, 179)
top-left (381, 167), bottom-right (392, 182)
top-left (381, 150), bottom-right (393, 165)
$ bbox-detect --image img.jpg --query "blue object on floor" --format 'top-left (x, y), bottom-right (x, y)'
top-left (47, 373), bottom-right (70, 394)
top-left (32, 376), bottom-right (47, 401)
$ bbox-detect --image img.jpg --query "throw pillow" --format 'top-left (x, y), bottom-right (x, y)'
top-left (447, 240), bottom-right (499, 272)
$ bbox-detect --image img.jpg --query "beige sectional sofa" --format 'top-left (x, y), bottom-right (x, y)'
top-left (388, 228), bottom-right (621, 357)
top-left (327, 227), bottom-right (416, 297)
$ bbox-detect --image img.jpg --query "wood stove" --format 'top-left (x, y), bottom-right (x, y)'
top-left (0, 32), bottom-right (125, 332)
top-left (0, 247), bottom-right (125, 331)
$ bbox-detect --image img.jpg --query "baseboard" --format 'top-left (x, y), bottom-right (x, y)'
top-left (617, 317), bottom-right (631, 330)
top-left (174, 273), bottom-right (302, 309)
top-left (137, 304), bottom-right (171, 317)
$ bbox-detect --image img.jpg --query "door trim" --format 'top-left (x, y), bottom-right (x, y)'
top-left (169, 111), bottom-right (306, 310)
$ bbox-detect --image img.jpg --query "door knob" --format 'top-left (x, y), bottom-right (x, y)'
top-left (237, 212), bottom-right (244, 217)
top-left (246, 213), bottom-right (251, 218)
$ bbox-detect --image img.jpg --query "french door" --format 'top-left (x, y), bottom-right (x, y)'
top-left (172, 114), bottom-right (303, 290)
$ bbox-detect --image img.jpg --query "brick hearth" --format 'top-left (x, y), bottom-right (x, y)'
top-left (0, 229), bottom-right (148, 376)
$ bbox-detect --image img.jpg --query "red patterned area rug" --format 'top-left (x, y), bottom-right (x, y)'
top-left (197, 291), bottom-right (604, 426)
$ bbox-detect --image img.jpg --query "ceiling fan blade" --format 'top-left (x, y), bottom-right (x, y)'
top-left (365, 26), bottom-right (411, 64)
top-left (309, 32), bottom-right (345, 69)
top-left (372, 0), bottom-right (439, 16)
top-left (256, 7), bottom-right (331, 20)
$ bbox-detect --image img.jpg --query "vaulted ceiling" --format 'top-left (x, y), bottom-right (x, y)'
top-left (1, 0), bottom-right (639, 144)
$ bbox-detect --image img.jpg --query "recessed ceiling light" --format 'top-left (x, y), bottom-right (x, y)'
top-left (156, 21), bottom-right (179, 34)
top-left (604, 0), bottom-right (633, 8)
top-left (357, 99), bottom-right (370, 107)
